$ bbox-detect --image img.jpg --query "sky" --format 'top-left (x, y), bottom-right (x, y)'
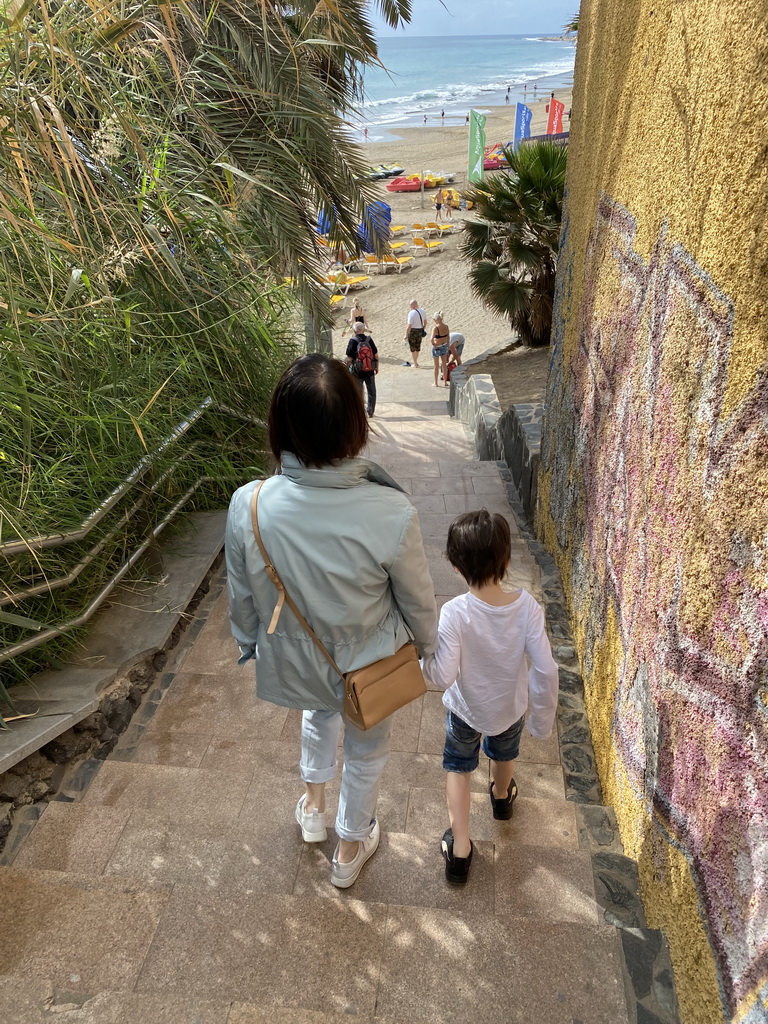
top-left (371, 0), bottom-right (577, 37)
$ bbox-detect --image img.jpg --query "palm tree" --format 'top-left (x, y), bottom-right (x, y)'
top-left (564, 13), bottom-right (579, 33)
top-left (460, 141), bottom-right (567, 347)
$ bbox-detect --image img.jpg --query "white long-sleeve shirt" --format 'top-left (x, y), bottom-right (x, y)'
top-left (423, 590), bottom-right (558, 738)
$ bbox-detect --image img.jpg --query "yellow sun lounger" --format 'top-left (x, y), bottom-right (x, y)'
top-left (379, 255), bottom-right (415, 273)
top-left (411, 237), bottom-right (444, 255)
top-left (426, 221), bottom-right (454, 235)
top-left (326, 272), bottom-right (371, 293)
top-left (411, 222), bottom-right (439, 238)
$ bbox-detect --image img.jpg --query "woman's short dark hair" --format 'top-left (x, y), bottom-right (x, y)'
top-left (445, 510), bottom-right (511, 587)
top-left (268, 354), bottom-right (368, 467)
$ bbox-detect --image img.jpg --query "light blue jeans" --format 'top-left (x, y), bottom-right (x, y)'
top-left (300, 709), bottom-right (393, 842)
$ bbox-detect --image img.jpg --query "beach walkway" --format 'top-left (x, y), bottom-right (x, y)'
top-left (0, 371), bottom-right (645, 1024)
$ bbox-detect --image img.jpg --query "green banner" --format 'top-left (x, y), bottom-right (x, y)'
top-left (468, 109), bottom-right (486, 183)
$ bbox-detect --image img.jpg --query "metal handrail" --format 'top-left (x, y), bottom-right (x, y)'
top-left (0, 460), bottom-right (182, 608)
top-left (0, 399), bottom-right (264, 558)
top-left (0, 476), bottom-right (218, 665)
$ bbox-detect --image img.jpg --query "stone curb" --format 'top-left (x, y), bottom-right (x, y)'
top-left (449, 348), bottom-right (544, 524)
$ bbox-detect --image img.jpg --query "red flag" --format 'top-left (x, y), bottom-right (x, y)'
top-left (546, 98), bottom-right (565, 134)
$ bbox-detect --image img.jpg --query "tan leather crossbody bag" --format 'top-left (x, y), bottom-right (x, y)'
top-left (250, 481), bottom-right (426, 730)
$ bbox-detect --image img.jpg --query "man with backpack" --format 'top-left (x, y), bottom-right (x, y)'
top-left (345, 321), bottom-right (379, 417)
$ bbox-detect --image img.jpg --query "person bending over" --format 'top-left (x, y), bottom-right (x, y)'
top-left (448, 332), bottom-right (465, 366)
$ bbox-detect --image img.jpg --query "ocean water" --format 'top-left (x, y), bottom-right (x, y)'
top-left (358, 34), bottom-right (575, 140)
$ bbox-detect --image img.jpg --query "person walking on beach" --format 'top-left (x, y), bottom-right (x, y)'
top-left (346, 322), bottom-right (378, 418)
top-left (344, 300), bottom-right (368, 335)
top-left (434, 188), bottom-right (445, 222)
top-left (430, 311), bottom-right (451, 388)
top-left (443, 192), bottom-right (453, 221)
top-left (423, 510), bottom-right (558, 883)
top-left (523, 84), bottom-right (527, 100)
top-left (441, 109), bottom-right (445, 121)
top-left (404, 299), bottom-right (427, 368)
top-left (423, 114), bottom-right (427, 125)
top-left (226, 354), bottom-right (438, 889)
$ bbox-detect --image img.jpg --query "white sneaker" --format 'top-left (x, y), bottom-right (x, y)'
top-left (295, 795), bottom-right (327, 843)
top-left (330, 820), bottom-right (380, 888)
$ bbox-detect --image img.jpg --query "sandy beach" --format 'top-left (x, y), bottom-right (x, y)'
top-left (333, 94), bottom-right (570, 380)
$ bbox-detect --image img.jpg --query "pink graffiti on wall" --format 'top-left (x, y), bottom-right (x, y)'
top-left (572, 195), bottom-right (768, 1019)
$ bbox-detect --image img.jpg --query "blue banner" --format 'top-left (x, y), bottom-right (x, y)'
top-left (513, 103), bottom-right (533, 150)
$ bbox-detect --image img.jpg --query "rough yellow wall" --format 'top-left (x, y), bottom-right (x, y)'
top-left (539, 2), bottom-right (768, 1022)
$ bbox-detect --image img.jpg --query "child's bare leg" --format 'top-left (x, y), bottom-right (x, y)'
top-left (490, 759), bottom-right (516, 799)
top-left (446, 771), bottom-right (472, 857)
top-left (304, 781), bottom-right (326, 813)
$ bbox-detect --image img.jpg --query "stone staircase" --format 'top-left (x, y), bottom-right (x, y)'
top-left (0, 378), bottom-right (678, 1024)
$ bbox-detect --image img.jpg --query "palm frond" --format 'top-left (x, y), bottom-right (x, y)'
top-left (460, 140), bottom-right (566, 344)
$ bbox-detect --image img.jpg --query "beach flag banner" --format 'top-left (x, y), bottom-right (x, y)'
top-left (513, 103), bottom-right (533, 150)
top-left (546, 98), bottom-right (565, 135)
top-left (468, 109), bottom-right (486, 183)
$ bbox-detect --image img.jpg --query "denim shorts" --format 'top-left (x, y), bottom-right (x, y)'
top-left (431, 342), bottom-right (449, 358)
top-left (442, 711), bottom-right (525, 773)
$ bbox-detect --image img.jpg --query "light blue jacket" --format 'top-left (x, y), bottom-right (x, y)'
top-left (225, 454), bottom-right (438, 711)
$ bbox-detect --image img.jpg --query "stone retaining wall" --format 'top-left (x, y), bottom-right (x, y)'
top-left (449, 358), bottom-right (544, 524)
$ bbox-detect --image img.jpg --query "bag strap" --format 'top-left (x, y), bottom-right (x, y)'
top-left (250, 481), bottom-right (346, 682)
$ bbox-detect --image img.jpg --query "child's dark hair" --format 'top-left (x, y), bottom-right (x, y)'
top-left (445, 510), bottom-right (511, 587)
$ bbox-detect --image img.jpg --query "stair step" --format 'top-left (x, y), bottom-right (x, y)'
top-left (0, 977), bottom-right (232, 1024)
top-left (0, 866), bottom-right (169, 997)
top-left (80, 759), bottom-right (253, 822)
top-left (0, 862), bottom-right (631, 1022)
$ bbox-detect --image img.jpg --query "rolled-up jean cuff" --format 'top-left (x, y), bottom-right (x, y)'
top-left (335, 818), bottom-right (376, 843)
top-left (299, 761), bottom-right (338, 784)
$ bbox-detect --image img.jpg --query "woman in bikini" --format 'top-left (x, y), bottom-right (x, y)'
top-left (343, 301), bottom-right (369, 336)
top-left (430, 311), bottom-right (451, 387)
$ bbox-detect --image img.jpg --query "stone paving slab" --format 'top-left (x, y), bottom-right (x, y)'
top-left (11, 803), bottom-right (130, 875)
top-left (102, 812), bottom-right (304, 894)
top-left (229, 1009), bottom-right (380, 1024)
top-left (136, 889), bottom-right (388, 1013)
top-left (0, 866), bottom-right (168, 994)
top-left (82, 760), bottom-right (251, 821)
top-left (494, 845), bottom-right (600, 925)
top-left (128, 727), bottom-right (214, 768)
top-left (0, 979), bottom-right (231, 1024)
top-left (141, 669), bottom-right (288, 739)
top-left (376, 908), bottom-right (630, 1024)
